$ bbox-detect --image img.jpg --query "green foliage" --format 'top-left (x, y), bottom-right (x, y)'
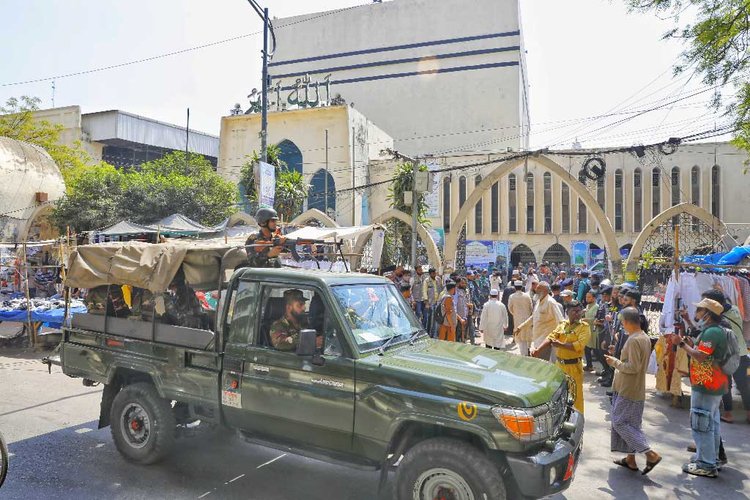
top-left (387, 162), bottom-right (430, 223)
top-left (0, 96), bottom-right (92, 182)
top-left (52, 151), bottom-right (239, 232)
top-left (624, 0), bottom-right (750, 158)
top-left (239, 145), bottom-right (309, 221)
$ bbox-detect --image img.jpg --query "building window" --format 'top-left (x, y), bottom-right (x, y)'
top-left (561, 183), bottom-right (570, 233)
top-left (443, 177), bottom-right (451, 232)
top-left (614, 169), bottom-right (623, 232)
top-left (474, 175), bottom-right (483, 234)
top-left (459, 176), bottom-right (467, 208)
top-left (633, 168), bottom-right (642, 232)
top-left (578, 170), bottom-right (587, 233)
top-left (509, 174), bottom-right (517, 232)
top-left (671, 167), bottom-right (681, 207)
top-left (652, 168), bottom-right (661, 219)
top-left (596, 175), bottom-right (605, 211)
top-left (277, 139), bottom-right (303, 174)
top-left (526, 173), bottom-right (535, 233)
top-left (711, 165), bottom-right (720, 217)
top-left (491, 182), bottom-right (499, 233)
top-left (543, 173), bottom-right (552, 232)
top-left (308, 169), bottom-right (336, 217)
top-left (691, 166), bottom-right (700, 230)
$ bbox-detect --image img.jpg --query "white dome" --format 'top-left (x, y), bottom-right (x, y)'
top-left (0, 137), bottom-right (66, 241)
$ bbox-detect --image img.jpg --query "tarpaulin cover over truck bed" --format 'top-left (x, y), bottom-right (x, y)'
top-left (65, 241), bottom-right (246, 292)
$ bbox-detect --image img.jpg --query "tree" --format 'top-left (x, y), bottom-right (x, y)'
top-left (239, 145), bottom-right (309, 221)
top-left (384, 162), bottom-right (431, 266)
top-left (52, 151), bottom-right (238, 232)
top-left (623, 1), bottom-right (750, 154)
top-left (0, 96), bottom-right (92, 181)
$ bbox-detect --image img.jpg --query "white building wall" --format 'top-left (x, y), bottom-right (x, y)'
top-left (271, 0), bottom-right (527, 157)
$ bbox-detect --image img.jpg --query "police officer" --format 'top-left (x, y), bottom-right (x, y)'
top-left (245, 208), bottom-right (286, 268)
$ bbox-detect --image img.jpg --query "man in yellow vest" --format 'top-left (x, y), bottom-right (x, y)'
top-left (532, 300), bottom-right (591, 413)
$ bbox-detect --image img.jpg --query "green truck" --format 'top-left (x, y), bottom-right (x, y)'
top-left (52, 242), bottom-right (583, 500)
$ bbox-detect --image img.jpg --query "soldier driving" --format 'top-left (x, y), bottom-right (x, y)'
top-left (270, 289), bottom-right (324, 352)
top-left (245, 207), bottom-right (286, 268)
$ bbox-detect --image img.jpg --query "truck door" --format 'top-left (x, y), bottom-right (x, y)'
top-left (226, 283), bottom-right (355, 454)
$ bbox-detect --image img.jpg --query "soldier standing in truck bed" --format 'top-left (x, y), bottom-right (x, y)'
top-left (245, 208), bottom-right (286, 268)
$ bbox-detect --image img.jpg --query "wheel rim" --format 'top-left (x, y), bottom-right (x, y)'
top-left (120, 403), bottom-right (151, 449)
top-left (412, 468), bottom-right (475, 500)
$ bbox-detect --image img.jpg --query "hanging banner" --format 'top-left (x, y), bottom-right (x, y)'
top-left (424, 162), bottom-right (441, 219)
top-left (428, 228), bottom-right (445, 249)
top-left (257, 161), bottom-right (276, 209)
top-left (589, 249), bottom-right (606, 270)
top-left (465, 240), bottom-right (497, 270)
top-left (494, 241), bottom-right (512, 273)
top-left (571, 241), bottom-right (589, 267)
top-left (370, 227), bottom-right (386, 269)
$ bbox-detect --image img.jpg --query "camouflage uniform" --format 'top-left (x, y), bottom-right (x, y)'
top-left (245, 231), bottom-right (282, 268)
top-left (270, 316), bottom-right (302, 351)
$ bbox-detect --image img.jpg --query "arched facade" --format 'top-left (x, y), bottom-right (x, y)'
top-left (353, 208), bottom-right (441, 270)
top-left (277, 139), bottom-right (303, 174)
top-left (625, 203), bottom-right (729, 274)
top-left (290, 208), bottom-right (339, 228)
top-left (444, 155), bottom-right (622, 277)
top-left (542, 243), bottom-right (571, 265)
top-left (511, 244), bottom-right (536, 266)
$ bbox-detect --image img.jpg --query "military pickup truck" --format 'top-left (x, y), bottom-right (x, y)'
top-left (52, 242), bottom-right (583, 500)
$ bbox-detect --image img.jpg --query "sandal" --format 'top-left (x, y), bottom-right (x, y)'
top-left (642, 456), bottom-right (662, 475)
top-left (614, 458), bottom-right (638, 471)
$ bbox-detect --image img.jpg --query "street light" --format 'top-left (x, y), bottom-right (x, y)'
top-left (245, 0), bottom-right (276, 163)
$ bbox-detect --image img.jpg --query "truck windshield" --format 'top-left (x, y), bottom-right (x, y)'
top-left (331, 284), bottom-right (422, 352)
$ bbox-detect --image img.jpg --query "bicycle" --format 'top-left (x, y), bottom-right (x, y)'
top-left (0, 430), bottom-right (8, 488)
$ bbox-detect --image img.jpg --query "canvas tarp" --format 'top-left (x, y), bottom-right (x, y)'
top-left (65, 241), bottom-right (245, 292)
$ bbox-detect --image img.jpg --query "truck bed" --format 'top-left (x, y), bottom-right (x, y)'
top-left (72, 314), bottom-right (215, 350)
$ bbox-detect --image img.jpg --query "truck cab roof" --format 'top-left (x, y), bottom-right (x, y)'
top-left (233, 267), bottom-right (394, 288)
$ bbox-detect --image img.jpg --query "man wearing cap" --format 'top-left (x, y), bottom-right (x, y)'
top-left (508, 280), bottom-right (534, 356)
top-left (490, 270), bottom-right (503, 295)
top-left (560, 289), bottom-right (575, 308)
top-left (515, 281), bottom-right (565, 361)
top-left (670, 298), bottom-right (730, 478)
top-left (270, 289), bottom-right (312, 351)
top-left (479, 289), bottom-right (509, 350)
top-left (533, 300), bottom-right (590, 413)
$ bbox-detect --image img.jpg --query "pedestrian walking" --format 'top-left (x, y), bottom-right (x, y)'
top-left (584, 290), bottom-right (600, 372)
top-left (515, 282), bottom-right (564, 361)
top-left (438, 282), bottom-right (457, 342)
top-left (671, 298), bottom-right (730, 478)
top-left (412, 266), bottom-right (428, 325)
top-left (479, 289), bottom-right (509, 349)
top-left (532, 300), bottom-right (590, 413)
top-left (508, 280), bottom-right (534, 356)
top-left (425, 268), bottom-right (442, 336)
top-left (605, 307), bottom-right (662, 475)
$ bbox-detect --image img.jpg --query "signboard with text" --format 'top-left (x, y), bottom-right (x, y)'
top-left (257, 161), bottom-right (276, 209)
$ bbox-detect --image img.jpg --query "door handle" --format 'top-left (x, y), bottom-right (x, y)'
top-left (252, 364), bottom-right (270, 375)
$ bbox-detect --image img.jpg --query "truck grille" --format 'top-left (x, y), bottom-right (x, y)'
top-left (549, 380), bottom-right (570, 432)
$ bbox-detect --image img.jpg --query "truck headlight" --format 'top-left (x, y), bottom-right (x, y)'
top-left (492, 406), bottom-right (553, 442)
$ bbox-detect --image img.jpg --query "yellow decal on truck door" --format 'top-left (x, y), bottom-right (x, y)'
top-left (457, 402), bottom-right (477, 421)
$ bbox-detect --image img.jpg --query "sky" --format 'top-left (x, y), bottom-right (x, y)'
top-left (0, 0), bottom-right (732, 150)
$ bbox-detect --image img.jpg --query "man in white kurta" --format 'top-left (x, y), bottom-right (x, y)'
top-left (479, 289), bottom-right (509, 349)
top-left (508, 280), bottom-right (534, 356)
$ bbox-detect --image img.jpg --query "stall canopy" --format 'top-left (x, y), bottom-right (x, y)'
top-left (65, 241), bottom-right (246, 292)
top-left (99, 221), bottom-right (157, 236)
top-left (156, 214), bottom-right (214, 235)
top-left (282, 225), bottom-right (378, 242)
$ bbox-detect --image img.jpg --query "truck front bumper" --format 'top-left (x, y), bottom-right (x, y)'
top-left (503, 408), bottom-right (584, 499)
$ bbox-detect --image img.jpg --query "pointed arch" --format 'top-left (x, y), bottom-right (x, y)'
top-left (511, 244), bottom-right (536, 266)
top-left (625, 202), bottom-right (729, 273)
top-left (308, 169), bottom-right (336, 216)
top-left (352, 208), bottom-right (441, 270)
top-left (290, 208), bottom-right (339, 228)
top-left (543, 243), bottom-right (571, 265)
top-left (276, 139), bottom-right (303, 174)
top-left (444, 155), bottom-right (622, 277)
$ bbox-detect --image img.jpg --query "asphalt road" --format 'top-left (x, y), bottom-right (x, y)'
top-left (0, 339), bottom-right (748, 500)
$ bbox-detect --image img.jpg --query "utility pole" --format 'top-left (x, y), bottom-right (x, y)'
top-left (411, 157), bottom-right (419, 269)
top-left (185, 108), bottom-right (190, 170)
top-left (351, 126), bottom-right (356, 225)
top-left (325, 129), bottom-right (330, 215)
top-left (260, 6), bottom-right (269, 163)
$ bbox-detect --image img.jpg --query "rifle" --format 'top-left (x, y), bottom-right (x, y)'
top-left (246, 237), bottom-right (345, 268)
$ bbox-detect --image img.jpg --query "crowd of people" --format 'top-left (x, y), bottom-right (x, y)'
top-left (390, 261), bottom-right (747, 480)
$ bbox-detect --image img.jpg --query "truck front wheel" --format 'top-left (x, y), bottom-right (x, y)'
top-left (396, 437), bottom-right (506, 500)
top-left (110, 383), bottom-right (175, 464)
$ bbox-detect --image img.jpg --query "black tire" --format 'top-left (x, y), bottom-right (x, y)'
top-left (396, 437), bottom-right (506, 500)
top-left (0, 430), bottom-right (8, 489)
top-left (110, 383), bottom-right (175, 464)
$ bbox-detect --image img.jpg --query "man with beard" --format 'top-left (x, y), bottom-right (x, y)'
top-left (270, 289), bottom-right (316, 352)
top-left (515, 281), bottom-right (564, 361)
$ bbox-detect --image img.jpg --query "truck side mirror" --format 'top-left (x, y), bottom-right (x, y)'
top-left (296, 329), bottom-right (317, 357)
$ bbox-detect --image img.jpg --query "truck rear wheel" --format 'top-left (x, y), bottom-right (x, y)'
top-left (110, 383), bottom-right (175, 464)
top-left (396, 438), bottom-right (506, 500)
